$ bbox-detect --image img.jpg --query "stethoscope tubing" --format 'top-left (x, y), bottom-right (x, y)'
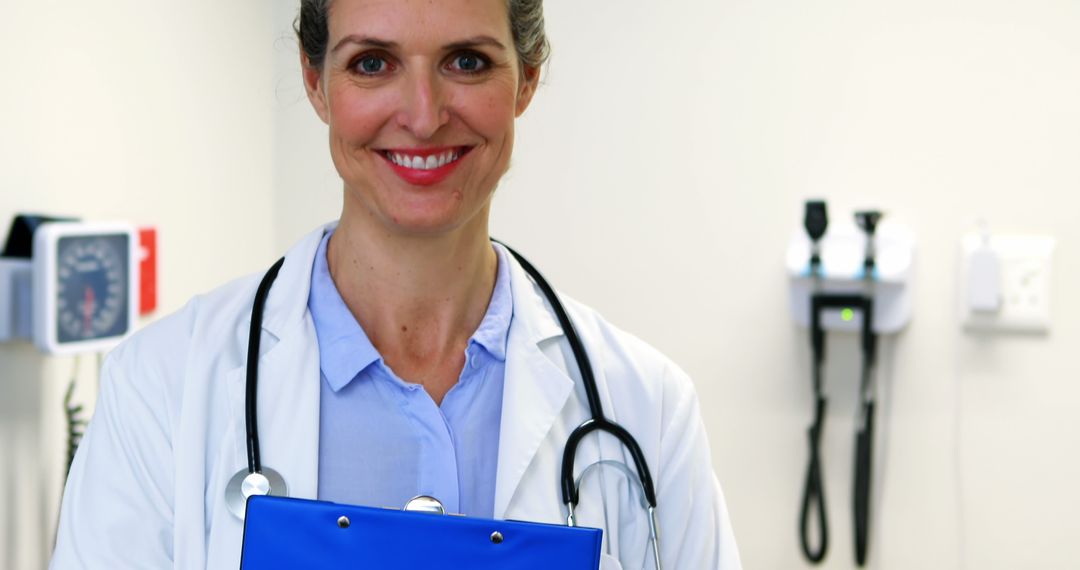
top-left (491, 241), bottom-right (605, 420)
top-left (245, 256), bottom-right (284, 476)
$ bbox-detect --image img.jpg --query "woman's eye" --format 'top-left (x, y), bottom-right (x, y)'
top-left (355, 54), bottom-right (391, 75)
top-left (449, 53), bottom-right (488, 74)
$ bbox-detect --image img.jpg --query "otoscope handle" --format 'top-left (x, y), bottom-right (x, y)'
top-left (804, 201), bottom-right (829, 243)
top-left (804, 201), bottom-right (829, 270)
top-left (853, 401), bottom-right (876, 566)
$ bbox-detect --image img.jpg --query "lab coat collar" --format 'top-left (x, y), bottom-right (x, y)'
top-left (492, 242), bottom-right (576, 519)
top-left (259, 223), bottom-right (336, 339)
top-left (492, 242), bottom-right (563, 343)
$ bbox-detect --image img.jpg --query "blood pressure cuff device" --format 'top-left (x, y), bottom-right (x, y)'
top-left (240, 495), bottom-right (604, 569)
top-left (1, 214), bottom-right (78, 258)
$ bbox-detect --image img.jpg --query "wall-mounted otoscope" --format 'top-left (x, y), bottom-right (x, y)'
top-left (805, 201), bottom-right (828, 270)
top-left (799, 200), bottom-right (830, 564)
top-left (788, 202), bottom-right (914, 567)
top-left (852, 210), bottom-right (881, 567)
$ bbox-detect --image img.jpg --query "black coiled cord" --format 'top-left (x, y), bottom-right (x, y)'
top-left (800, 396), bottom-right (829, 562)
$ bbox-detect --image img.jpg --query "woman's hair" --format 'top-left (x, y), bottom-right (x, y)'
top-left (295, 0), bottom-right (551, 72)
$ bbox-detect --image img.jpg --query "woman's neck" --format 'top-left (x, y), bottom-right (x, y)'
top-left (326, 206), bottom-right (498, 402)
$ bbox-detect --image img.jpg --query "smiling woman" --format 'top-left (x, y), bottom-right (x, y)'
top-left (302, 0), bottom-right (540, 241)
top-left (49, 1), bottom-right (741, 569)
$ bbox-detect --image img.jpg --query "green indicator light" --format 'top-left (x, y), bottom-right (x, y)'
top-left (841, 308), bottom-right (855, 322)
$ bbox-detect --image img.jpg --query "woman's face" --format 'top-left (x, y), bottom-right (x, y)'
top-left (304, 0), bottom-right (538, 237)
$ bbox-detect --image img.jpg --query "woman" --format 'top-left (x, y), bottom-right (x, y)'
top-left (51, 0), bottom-right (741, 568)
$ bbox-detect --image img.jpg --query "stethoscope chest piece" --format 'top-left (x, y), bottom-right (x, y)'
top-left (225, 466), bottom-right (288, 520)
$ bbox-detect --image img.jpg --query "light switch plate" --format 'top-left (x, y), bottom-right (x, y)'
top-left (960, 234), bottom-right (1055, 333)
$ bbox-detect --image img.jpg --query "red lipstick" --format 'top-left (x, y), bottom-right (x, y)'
top-left (380, 146), bottom-right (470, 186)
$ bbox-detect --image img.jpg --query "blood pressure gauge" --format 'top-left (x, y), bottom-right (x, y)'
top-left (32, 222), bottom-right (139, 355)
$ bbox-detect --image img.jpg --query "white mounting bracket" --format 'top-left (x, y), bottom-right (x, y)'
top-left (786, 221), bottom-right (916, 334)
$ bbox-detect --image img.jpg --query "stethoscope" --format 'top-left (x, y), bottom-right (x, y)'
top-left (224, 240), bottom-right (663, 569)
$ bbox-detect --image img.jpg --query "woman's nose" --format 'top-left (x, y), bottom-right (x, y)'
top-left (396, 69), bottom-right (450, 140)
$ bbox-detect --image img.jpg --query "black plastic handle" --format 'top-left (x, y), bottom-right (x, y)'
top-left (853, 401), bottom-right (876, 566)
top-left (804, 201), bottom-right (829, 243)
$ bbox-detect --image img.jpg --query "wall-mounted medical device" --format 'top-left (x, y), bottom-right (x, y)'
top-left (786, 207), bottom-right (915, 333)
top-left (0, 215), bottom-right (151, 355)
top-left (788, 201), bottom-right (915, 567)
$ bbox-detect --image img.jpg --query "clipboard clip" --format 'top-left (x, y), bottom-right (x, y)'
top-left (335, 496), bottom-right (451, 531)
top-left (403, 495), bottom-right (447, 515)
top-left (399, 496), bottom-right (504, 545)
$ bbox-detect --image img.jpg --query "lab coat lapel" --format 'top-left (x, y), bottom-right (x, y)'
top-left (225, 225), bottom-right (332, 502)
top-left (493, 247), bottom-right (574, 519)
top-left (246, 320), bottom-right (321, 498)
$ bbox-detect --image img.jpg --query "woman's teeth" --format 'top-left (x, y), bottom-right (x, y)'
top-left (387, 150), bottom-right (462, 170)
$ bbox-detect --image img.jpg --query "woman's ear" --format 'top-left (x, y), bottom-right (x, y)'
top-left (515, 65), bottom-right (541, 118)
top-left (302, 54), bottom-right (330, 124)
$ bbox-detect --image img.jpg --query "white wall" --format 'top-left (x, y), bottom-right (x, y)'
top-left (0, 1), bottom-right (276, 567)
top-left (269, 1), bottom-right (1080, 569)
top-left (503, 2), bottom-right (1080, 568)
top-left (3, 0), bottom-right (1079, 568)
top-left (270, 1), bottom-right (343, 248)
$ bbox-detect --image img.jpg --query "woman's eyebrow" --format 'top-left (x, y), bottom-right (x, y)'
top-left (331, 35), bottom-right (399, 54)
top-left (444, 36), bottom-right (507, 51)
top-left (330, 35), bottom-right (507, 55)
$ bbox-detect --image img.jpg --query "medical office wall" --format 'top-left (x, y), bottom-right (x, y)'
top-left (269, 0), bottom-right (1080, 569)
top-left (0, 2), bottom-right (278, 568)
top-left (502, 2), bottom-right (1080, 569)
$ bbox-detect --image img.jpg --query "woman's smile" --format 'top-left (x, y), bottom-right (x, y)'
top-left (377, 146), bottom-right (475, 186)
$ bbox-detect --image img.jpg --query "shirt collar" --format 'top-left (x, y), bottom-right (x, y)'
top-left (470, 244), bottom-right (513, 362)
top-left (308, 231), bottom-right (381, 392)
top-left (308, 231), bottom-right (514, 392)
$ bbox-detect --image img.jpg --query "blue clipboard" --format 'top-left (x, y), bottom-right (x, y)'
top-left (240, 495), bottom-right (603, 569)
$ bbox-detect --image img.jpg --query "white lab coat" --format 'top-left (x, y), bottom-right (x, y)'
top-left (51, 224), bottom-right (742, 570)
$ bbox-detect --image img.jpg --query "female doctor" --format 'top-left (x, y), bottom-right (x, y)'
top-left (51, 0), bottom-right (741, 568)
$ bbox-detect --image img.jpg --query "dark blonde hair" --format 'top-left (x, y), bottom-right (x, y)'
top-left (295, 0), bottom-right (551, 72)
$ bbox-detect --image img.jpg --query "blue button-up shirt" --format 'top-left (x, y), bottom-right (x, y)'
top-left (309, 231), bottom-right (512, 517)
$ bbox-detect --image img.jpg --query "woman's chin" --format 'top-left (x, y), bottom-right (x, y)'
top-left (376, 207), bottom-right (476, 238)
top-left (344, 179), bottom-right (490, 238)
